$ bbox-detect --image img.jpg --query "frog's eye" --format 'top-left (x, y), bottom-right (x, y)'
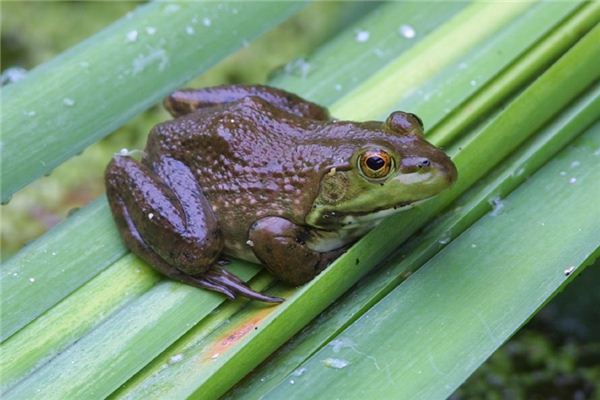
top-left (408, 113), bottom-right (424, 130)
top-left (359, 149), bottom-right (394, 180)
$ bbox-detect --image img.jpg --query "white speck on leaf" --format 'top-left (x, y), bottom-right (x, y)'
top-left (569, 177), bottom-right (577, 184)
top-left (63, 98), bottom-right (76, 107)
top-left (323, 358), bottom-right (349, 369)
top-left (570, 160), bottom-right (580, 168)
top-left (148, 213), bottom-right (154, 220)
top-left (169, 354), bottom-right (183, 364)
top-left (23, 110), bottom-right (36, 117)
top-left (399, 24), bottom-right (416, 39)
top-left (355, 30), bottom-right (370, 43)
top-left (470, 79), bottom-right (478, 87)
top-left (292, 367), bottom-right (307, 377)
top-left (202, 17), bottom-right (212, 27)
top-left (185, 26), bottom-right (195, 35)
top-left (335, 84), bottom-right (342, 91)
top-left (29, 277), bottom-right (36, 283)
top-left (146, 26), bottom-right (157, 35)
top-left (125, 30), bottom-right (138, 43)
top-left (79, 61), bottom-right (90, 68)
top-left (132, 48), bottom-right (169, 74)
top-left (488, 196), bottom-right (504, 216)
top-left (284, 58), bottom-right (311, 79)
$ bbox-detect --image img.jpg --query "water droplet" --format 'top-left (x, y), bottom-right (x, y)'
top-left (399, 24), bottom-right (416, 39)
top-left (564, 266), bottom-right (575, 276)
top-left (284, 58), bottom-right (311, 79)
top-left (570, 160), bottom-right (580, 168)
top-left (292, 367), bottom-right (307, 377)
top-left (470, 79), bottom-right (478, 87)
top-left (169, 354), bottom-right (183, 364)
top-left (63, 98), bottom-right (76, 107)
top-left (569, 177), bottom-right (577, 184)
top-left (29, 277), bottom-right (36, 283)
top-left (355, 30), bottom-right (370, 43)
top-left (79, 61), bottom-right (90, 68)
top-left (185, 26), bottom-right (195, 35)
top-left (202, 17), bottom-right (212, 27)
top-left (322, 358), bottom-right (349, 369)
top-left (125, 30), bottom-right (138, 43)
top-left (488, 196), bottom-right (504, 216)
top-left (23, 110), bottom-right (36, 117)
top-left (1, 66), bottom-right (27, 85)
top-left (334, 84), bottom-right (342, 91)
top-left (146, 26), bottom-right (157, 35)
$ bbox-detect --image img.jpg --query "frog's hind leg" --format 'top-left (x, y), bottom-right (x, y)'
top-left (164, 84), bottom-right (330, 121)
top-left (105, 155), bottom-right (283, 303)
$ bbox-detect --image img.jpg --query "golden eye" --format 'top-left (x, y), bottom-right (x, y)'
top-left (359, 149), bottom-right (393, 180)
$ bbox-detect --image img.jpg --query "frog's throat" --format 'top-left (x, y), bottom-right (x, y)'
top-left (304, 198), bottom-right (424, 253)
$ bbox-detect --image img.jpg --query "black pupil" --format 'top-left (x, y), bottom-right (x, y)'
top-left (366, 156), bottom-right (385, 170)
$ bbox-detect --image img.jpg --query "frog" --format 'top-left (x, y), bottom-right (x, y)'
top-left (105, 84), bottom-right (457, 303)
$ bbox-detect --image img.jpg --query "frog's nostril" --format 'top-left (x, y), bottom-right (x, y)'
top-left (417, 158), bottom-right (431, 169)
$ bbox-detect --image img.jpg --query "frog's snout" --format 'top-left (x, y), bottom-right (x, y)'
top-left (399, 154), bottom-right (458, 186)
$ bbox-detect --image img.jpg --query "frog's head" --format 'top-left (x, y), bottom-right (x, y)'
top-left (306, 111), bottom-right (457, 229)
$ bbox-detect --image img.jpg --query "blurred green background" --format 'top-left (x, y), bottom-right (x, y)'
top-left (1, 2), bottom-right (598, 398)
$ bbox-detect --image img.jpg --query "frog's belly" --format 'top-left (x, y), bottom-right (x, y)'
top-left (221, 226), bottom-right (370, 264)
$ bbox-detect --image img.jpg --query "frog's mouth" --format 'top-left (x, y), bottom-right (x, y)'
top-left (337, 197), bottom-right (431, 229)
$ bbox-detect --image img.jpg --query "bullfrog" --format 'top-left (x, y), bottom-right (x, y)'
top-left (105, 84), bottom-right (457, 303)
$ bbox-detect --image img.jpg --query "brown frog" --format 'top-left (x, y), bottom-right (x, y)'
top-left (105, 84), bottom-right (457, 303)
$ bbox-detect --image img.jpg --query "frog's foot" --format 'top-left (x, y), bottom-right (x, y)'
top-left (249, 216), bottom-right (347, 286)
top-left (188, 266), bottom-right (284, 304)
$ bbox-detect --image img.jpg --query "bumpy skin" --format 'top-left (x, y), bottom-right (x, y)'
top-left (105, 84), bottom-right (457, 302)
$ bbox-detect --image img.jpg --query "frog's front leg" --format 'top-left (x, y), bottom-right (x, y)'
top-left (164, 84), bottom-right (330, 121)
top-left (105, 155), bottom-right (283, 303)
top-left (248, 217), bottom-right (345, 286)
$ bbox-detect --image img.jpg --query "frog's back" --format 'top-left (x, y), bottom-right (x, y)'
top-left (144, 96), bottom-right (331, 258)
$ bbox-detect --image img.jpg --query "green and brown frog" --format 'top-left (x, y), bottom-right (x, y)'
top-left (105, 84), bottom-right (457, 303)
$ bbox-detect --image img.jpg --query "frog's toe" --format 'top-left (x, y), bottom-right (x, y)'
top-left (203, 267), bottom-right (285, 304)
top-left (188, 276), bottom-right (236, 301)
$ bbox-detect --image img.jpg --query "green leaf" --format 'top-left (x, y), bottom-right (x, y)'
top-left (110, 3), bottom-right (598, 399)
top-left (2, 2), bottom-right (599, 399)
top-left (0, 1), bottom-right (305, 203)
